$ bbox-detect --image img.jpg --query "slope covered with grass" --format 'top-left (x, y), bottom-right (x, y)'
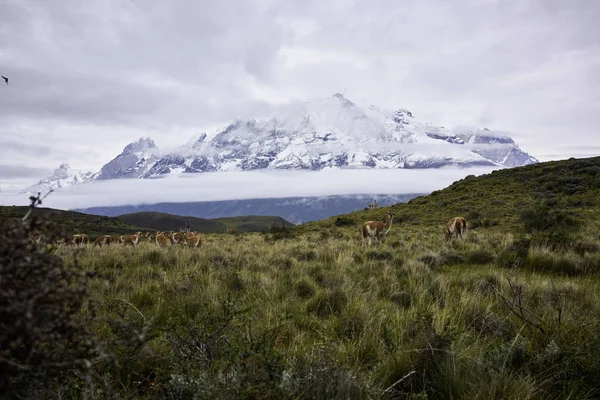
top-left (212, 215), bottom-right (295, 231)
top-left (117, 211), bottom-right (294, 233)
top-left (0, 205), bottom-right (149, 237)
top-left (301, 155), bottom-right (600, 240)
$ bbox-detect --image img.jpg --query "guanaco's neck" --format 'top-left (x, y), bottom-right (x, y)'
top-left (383, 214), bottom-right (393, 233)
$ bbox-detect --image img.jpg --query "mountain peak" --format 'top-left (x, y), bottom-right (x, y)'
top-left (95, 137), bottom-right (161, 180)
top-left (327, 92), bottom-right (355, 107)
top-left (51, 163), bottom-right (76, 179)
top-left (393, 108), bottom-right (414, 124)
top-left (21, 163), bottom-right (96, 194)
top-left (185, 132), bottom-right (209, 148)
top-left (122, 137), bottom-right (158, 155)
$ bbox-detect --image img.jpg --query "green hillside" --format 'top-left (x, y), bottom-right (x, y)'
top-left (116, 211), bottom-right (224, 233)
top-left (212, 215), bottom-right (295, 232)
top-left (0, 206), bottom-right (149, 237)
top-left (117, 211), bottom-right (294, 233)
top-left (0, 206), bottom-right (296, 237)
top-left (300, 155), bottom-right (600, 240)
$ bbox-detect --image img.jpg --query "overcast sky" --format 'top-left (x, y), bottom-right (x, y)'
top-left (1, 0), bottom-right (599, 192)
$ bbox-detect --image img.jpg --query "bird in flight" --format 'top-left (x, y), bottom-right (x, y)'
top-left (1, 75), bottom-right (7, 85)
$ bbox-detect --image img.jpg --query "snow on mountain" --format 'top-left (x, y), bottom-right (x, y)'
top-left (21, 163), bottom-right (97, 194)
top-left (95, 137), bottom-right (161, 180)
top-left (136, 93), bottom-right (520, 176)
top-left (450, 126), bottom-right (538, 167)
top-left (141, 132), bottom-right (220, 177)
top-left (23, 93), bottom-right (538, 191)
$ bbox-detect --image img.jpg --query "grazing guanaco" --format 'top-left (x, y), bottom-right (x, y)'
top-left (93, 234), bottom-right (113, 247)
top-left (72, 234), bottom-right (84, 246)
top-left (360, 209), bottom-right (394, 246)
top-left (75, 233), bottom-right (89, 246)
top-left (120, 234), bottom-right (140, 246)
top-left (155, 233), bottom-right (171, 247)
top-left (445, 217), bottom-right (467, 241)
top-left (185, 232), bottom-right (204, 247)
top-left (170, 232), bottom-right (186, 245)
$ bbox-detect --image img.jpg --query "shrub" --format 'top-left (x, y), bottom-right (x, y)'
top-left (439, 250), bottom-right (466, 266)
top-left (389, 291), bottom-right (412, 308)
top-left (334, 216), bottom-right (354, 227)
top-left (0, 194), bottom-right (110, 397)
top-left (163, 297), bottom-right (287, 399)
top-left (306, 289), bottom-right (348, 317)
top-left (226, 272), bottom-right (246, 292)
top-left (365, 250), bottom-right (394, 261)
top-left (263, 223), bottom-right (298, 241)
top-left (519, 202), bottom-right (581, 249)
top-left (295, 279), bottom-right (316, 299)
top-left (296, 249), bottom-right (317, 262)
top-left (418, 253), bottom-right (439, 269)
top-left (466, 249), bottom-right (496, 265)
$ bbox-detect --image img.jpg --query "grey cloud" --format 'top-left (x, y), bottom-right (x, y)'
top-left (0, 164), bottom-right (48, 179)
top-left (0, 67), bottom-right (170, 125)
top-left (0, 141), bottom-right (51, 158)
top-left (0, 0), bottom-right (290, 128)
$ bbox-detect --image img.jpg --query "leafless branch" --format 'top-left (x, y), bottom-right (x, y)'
top-left (383, 370), bottom-right (416, 393)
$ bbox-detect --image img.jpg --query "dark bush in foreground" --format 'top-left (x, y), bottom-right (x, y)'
top-left (0, 195), bottom-right (108, 398)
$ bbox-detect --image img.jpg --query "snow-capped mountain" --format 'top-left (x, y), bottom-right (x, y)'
top-left (21, 163), bottom-right (98, 194)
top-left (23, 93), bottom-right (538, 193)
top-left (425, 125), bottom-right (538, 167)
top-left (141, 93), bottom-right (520, 175)
top-left (95, 137), bottom-right (161, 180)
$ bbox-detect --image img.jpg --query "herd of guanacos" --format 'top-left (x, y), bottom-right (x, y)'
top-left (28, 230), bottom-right (207, 248)
top-left (28, 208), bottom-right (468, 249)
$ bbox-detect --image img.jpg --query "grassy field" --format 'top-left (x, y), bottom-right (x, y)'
top-left (7, 156), bottom-right (600, 399)
top-left (55, 224), bottom-right (600, 399)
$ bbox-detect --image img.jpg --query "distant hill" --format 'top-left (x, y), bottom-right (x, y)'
top-left (0, 206), bottom-right (149, 238)
top-left (76, 194), bottom-right (422, 225)
top-left (300, 156), bottom-right (600, 236)
top-left (116, 211), bottom-right (294, 233)
top-left (0, 207), bottom-right (295, 238)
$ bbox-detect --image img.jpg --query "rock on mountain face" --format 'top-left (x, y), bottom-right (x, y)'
top-left (21, 163), bottom-right (97, 194)
top-left (24, 93), bottom-right (538, 192)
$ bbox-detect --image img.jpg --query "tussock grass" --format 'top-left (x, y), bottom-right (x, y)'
top-left (49, 221), bottom-right (600, 399)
